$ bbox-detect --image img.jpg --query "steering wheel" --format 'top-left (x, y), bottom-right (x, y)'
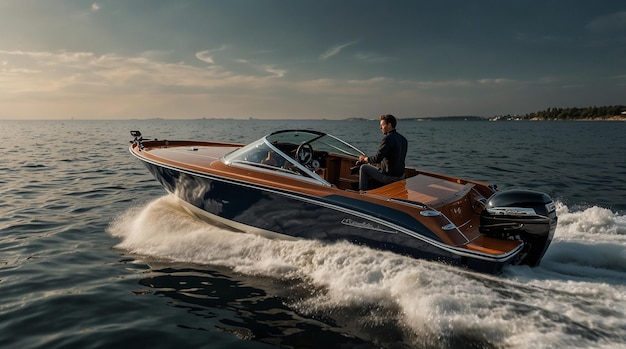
top-left (295, 142), bottom-right (314, 165)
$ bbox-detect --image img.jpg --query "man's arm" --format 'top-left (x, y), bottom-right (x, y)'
top-left (367, 135), bottom-right (390, 164)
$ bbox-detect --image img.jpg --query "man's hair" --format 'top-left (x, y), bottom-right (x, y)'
top-left (379, 114), bottom-right (397, 128)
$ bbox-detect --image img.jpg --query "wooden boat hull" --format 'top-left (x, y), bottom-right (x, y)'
top-left (129, 131), bottom-right (557, 273)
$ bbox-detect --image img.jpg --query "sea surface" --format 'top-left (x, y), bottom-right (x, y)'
top-left (0, 119), bottom-right (625, 349)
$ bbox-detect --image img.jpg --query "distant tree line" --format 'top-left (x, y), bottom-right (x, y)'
top-left (525, 105), bottom-right (626, 120)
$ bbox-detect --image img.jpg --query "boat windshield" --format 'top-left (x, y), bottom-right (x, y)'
top-left (266, 130), bottom-right (364, 158)
top-left (222, 130), bottom-right (363, 186)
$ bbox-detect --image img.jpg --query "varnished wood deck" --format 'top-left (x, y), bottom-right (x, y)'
top-left (368, 174), bottom-right (472, 206)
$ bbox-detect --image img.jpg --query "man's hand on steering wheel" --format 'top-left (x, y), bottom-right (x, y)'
top-left (296, 142), bottom-right (314, 165)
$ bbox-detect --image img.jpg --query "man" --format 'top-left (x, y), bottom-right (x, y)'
top-left (358, 114), bottom-right (408, 191)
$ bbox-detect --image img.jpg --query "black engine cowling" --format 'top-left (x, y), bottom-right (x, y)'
top-left (480, 189), bottom-right (558, 267)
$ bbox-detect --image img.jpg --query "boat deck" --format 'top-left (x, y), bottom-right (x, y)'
top-left (147, 145), bottom-right (236, 167)
top-left (369, 174), bottom-right (472, 206)
top-left (139, 141), bottom-right (241, 169)
top-left (138, 141), bottom-right (483, 210)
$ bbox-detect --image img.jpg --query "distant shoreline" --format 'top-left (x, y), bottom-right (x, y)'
top-left (405, 115), bottom-right (626, 122)
top-left (529, 115), bottom-right (626, 121)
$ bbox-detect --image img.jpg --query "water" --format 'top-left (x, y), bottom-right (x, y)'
top-left (1, 119), bottom-right (625, 348)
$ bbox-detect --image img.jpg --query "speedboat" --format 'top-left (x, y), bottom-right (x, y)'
top-left (129, 129), bottom-right (557, 273)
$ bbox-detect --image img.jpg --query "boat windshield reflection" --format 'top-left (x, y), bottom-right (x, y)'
top-left (223, 131), bottom-right (336, 185)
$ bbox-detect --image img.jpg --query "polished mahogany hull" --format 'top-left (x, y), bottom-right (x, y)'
top-left (130, 135), bottom-right (557, 274)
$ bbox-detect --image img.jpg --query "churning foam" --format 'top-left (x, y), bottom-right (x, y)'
top-left (107, 195), bottom-right (626, 348)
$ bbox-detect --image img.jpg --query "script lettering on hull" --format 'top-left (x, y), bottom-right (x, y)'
top-left (341, 218), bottom-right (398, 234)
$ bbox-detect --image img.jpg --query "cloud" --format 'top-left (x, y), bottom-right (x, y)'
top-left (263, 65), bottom-right (286, 78)
top-left (91, 3), bottom-right (100, 12)
top-left (0, 49), bottom-right (292, 99)
top-left (354, 52), bottom-right (395, 63)
top-left (196, 50), bottom-right (215, 64)
top-left (0, 49), bottom-right (559, 95)
top-left (586, 11), bottom-right (626, 32)
top-left (195, 46), bottom-right (227, 65)
top-left (0, 49), bottom-right (619, 119)
top-left (477, 78), bottom-right (514, 85)
top-left (320, 41), bottom-right (358, 60)
top-left (513, 31), bottom-right (563, 45)
top-left (0, 49), bottom-right (545, 98)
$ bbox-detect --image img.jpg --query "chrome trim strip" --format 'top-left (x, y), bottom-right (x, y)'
top-left (437, 210), bottom-right (471, 245)
top-left (487, 207), bottom-right (537, 216)
top-left (389, 198), bottom-right (427, 209)
top-left (457, 219), bottom-right (472, 229)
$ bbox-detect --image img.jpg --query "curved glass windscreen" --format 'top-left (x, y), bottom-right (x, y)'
top-left (266, 130), bottom-right (363, 158)
top-left (223, 130), bottom-right (363, 186)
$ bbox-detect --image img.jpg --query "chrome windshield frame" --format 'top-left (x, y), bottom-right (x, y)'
top-left (222, 130), bottom-right (350, 187)
top-left (312, 133), bottom-right (365, 157)
top-left (265, 130), bottom-right (365, 157)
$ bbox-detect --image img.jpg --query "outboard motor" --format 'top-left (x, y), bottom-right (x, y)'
top-left (480, 189), bottom-right (558, 267)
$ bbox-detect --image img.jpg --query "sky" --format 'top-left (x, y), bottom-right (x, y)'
top-left (0, 0), bottom-right (625, 120)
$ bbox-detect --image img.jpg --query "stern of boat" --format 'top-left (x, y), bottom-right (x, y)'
top-left (479, 189), bottom-right (558, 267)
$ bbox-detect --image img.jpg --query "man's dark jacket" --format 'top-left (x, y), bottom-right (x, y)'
top-left (367, 129), bottom-right (408, 177)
